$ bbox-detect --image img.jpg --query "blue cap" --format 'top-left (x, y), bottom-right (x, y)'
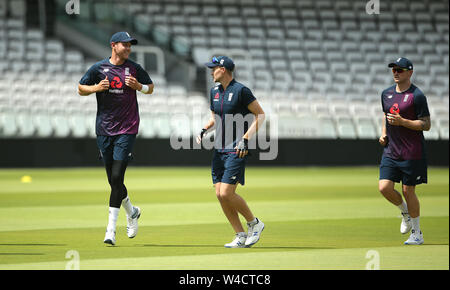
top-left (205, 56), bottom-right (235, 71)
top-left (110, 31), bottom-right (138, 45)
top-left (388, 57), bottom-right (413, 70)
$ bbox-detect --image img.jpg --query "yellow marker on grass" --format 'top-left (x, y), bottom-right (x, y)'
top-left (21, 175), bottom-right (32, 183)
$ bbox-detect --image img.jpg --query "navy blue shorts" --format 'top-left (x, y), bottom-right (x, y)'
top-left (96, 134), bottom-right (136, 164)
top-left (379, 156), bottom-right (427, 186)
top-left (212, 151), bottom-right (247, 185)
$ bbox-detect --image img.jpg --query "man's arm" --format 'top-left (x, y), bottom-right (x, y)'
top-left (386, 113), bottom-right (431, 131)
top-left (125, 75), bottom-right (154, 94)
top-left (196, 110), bottom-right (216, 144)
top-left (401, 116), bottom-right (431, 131)
top-left (243, 100), bottom-right (265, 140)
top-left (205, 110), bottom-right (217, 131)
top-left (235, 100), bottom-right (265, 158)
top-left (78, 76), bottom-right (109, 96)
top-left (379, 114), bottom-right (388, 146)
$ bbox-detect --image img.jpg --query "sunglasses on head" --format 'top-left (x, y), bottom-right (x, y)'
top-left (392, 68), bottom-right (409, 73)
top-left (212, 56), bottom-right (220, 64)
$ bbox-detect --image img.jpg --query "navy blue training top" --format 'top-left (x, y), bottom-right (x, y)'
top-left (209, 79), bottom-right (256, 152)
top-left (381, 83), bottom-right (430, 160)
top-left (79, 58), bottom-right (152, 136)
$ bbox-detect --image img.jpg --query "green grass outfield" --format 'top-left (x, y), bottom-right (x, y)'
top-left (0, 166), bottom-right (448, 270)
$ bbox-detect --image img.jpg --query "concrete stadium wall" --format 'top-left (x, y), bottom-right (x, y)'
top-left (0, 138), bottom-right (447, 168)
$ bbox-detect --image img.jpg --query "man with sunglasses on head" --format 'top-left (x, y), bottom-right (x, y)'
top-left (378, 57), bottom-right (431, 245)
top-left (196, 56), bottom-right (266, 248)
top-left (78, 32), bottom-right (154, 246)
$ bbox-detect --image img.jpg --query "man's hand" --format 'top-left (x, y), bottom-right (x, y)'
top-left (386, 112), bottom-right (403, 126)
top-left (96, 76), bottom-right (109, 92)
top-left (125, 75), bottom-right (142, 91)
top-left (379, 135), bottom-right (388, 146)
top-left (196, 128), bottom-right (207, 145)
top-left (235, 138), bottom-right (248, 158)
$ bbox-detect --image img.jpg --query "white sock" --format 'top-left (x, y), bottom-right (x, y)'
top-left (121, 196), bottom-right (134, 217)
top-left (237, 232), bottom-right (247, 237)
top-left (411, 216), bottom-right (421, 233)
top-left (107, 207), bottom-right (120, 232)
top-left (397, 200), bottom-right (408, 214)
top-left (247, 218), bottom-right (258, 226)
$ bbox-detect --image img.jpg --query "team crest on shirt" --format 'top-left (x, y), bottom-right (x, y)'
top-left (110, 76), bottom-right (123, 89)
top-left (403, 94), bottom-right (409, 102)
top-left (109, 76), bottom-right (124, 94)
top-left (228, 93), bottom-right (233, 101)
top-left (214, 92), bottom-right (219, 102)
top-left (390, 103), bottom-right (400, 114)
top-left (387, 95), bottom-right (392, 99)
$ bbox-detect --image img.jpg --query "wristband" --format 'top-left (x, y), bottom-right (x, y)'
top-left (139, 84), bottom-right (149, 93)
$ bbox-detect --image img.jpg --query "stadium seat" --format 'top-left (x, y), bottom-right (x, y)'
top-left (317, 116), bottom-right (337, 139)
top-left (9, 0), bottom-right (26, 18)
top-left (33, 113), bottom-right (53, 138)
top-left (69, 112), bottom-right (89, 138)
top-left (0, 0), bottom-right (6, 17)
top-left (51, 112), bottom-right (71, 138)
top-left (311, 102), bottom-right (330, 118)
top-left (0, 111), bottom-right (18, 137)
top-left (354, 116), bottom-right (377, 139)
top-left (16, 111), bottom-right (35, 137)
top-left (85, 114), bottom-right (96, 138)
top-left (153, 112), bottom-right (171, 138)
top-left (335, 116), bottom-right (357, 139)
top-left (438, 119), bottom-right (449, 140)
top-left (278, 115), bottom-right (309, 138)
top-left (423, 119), bottom-right (440, 140)
top-left (138, 115), bottom-right (156, 138)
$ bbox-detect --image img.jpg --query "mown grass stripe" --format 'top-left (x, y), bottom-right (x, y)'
top-left (1, 245), bottom-right (447, 270)
top-left (0, 196), bottom-right (447, 232)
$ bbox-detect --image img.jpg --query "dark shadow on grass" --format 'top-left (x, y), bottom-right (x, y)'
top-left (137, 244), bottom-right (333, 250)
top-left (0, 253), bottom-right (44, 255)
top-left (246, 246), bottom-right (334, 250)
top-left (0, 243), bottom-right (66, 246)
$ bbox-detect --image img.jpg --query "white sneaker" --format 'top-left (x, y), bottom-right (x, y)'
top-left (245, 218), bottom-right (265, 247)
top-left (224, 234), bottom-right (248, 248)
top-left (404, 230), bottom-right (424, 245)
top-left (104, 229), bottom-right (116, 246)
top-left (126, 206), bottom-right (141, 238)
top-left (400, 212), bottom-right (412, 234)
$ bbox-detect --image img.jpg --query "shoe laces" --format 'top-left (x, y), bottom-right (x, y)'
top-left (247, 226), bottom-right (254, 237)
top-left (247, 219), bottom-right (259, 235)
top-left (401, 213), bottom-right (411, 222)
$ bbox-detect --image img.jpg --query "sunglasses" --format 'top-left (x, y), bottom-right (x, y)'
top-left (392, 68), bottom-right (409, 73)
top-left (212, 56), bottom-right (220, 64)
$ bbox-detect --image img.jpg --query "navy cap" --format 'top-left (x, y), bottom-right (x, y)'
top-left (388, 57), bottom-right (413, 70)
top-left (205, 56), bottom-right (235, 71)
top-left (110, 31), bottom-right (138, 45)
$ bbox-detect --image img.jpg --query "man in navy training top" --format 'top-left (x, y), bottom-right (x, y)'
top-left (78, 31), bottom-right (154, 246)
top-left (378, 57), bottom-right (431, 245)
top-left (196, 56), bottom-right (266, 248)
